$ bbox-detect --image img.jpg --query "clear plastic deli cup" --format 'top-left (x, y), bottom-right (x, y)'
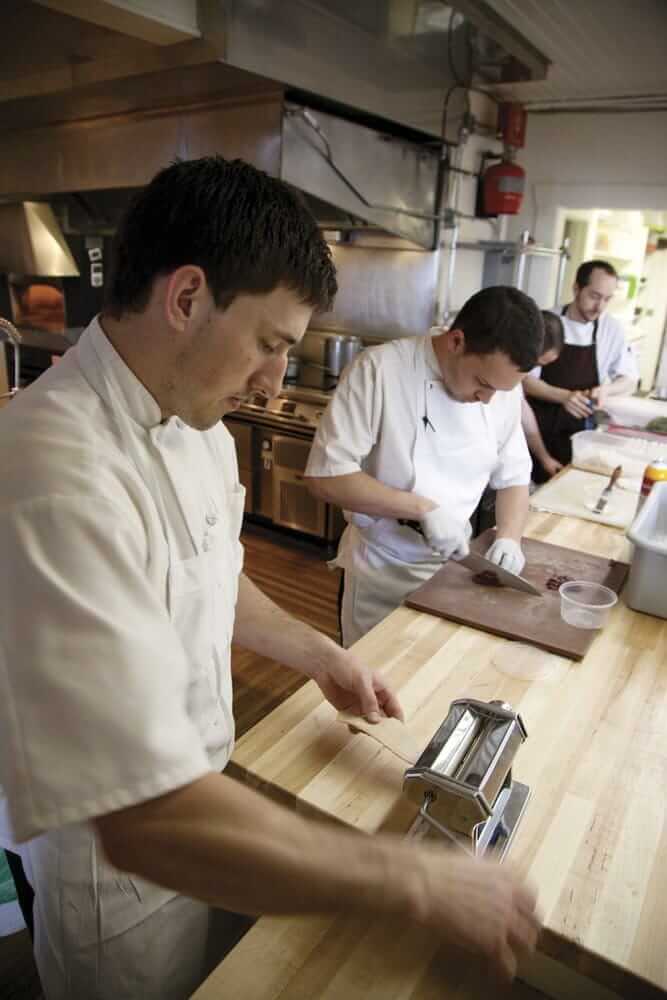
top-left (558, 581), bottom-right (618, 630)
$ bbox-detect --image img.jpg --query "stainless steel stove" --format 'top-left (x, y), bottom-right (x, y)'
top-left (236, 384), bottom-right (332, 434)
top-left (226, 382), bottom-right (343, 544)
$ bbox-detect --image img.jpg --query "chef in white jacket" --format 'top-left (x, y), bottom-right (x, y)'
top-left (306, 287), bottom-right (544, 646)
top-left (0, 159), bottom-right (540, 998)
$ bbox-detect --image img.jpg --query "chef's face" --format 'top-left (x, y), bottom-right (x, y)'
top-left (436, 329), bottom-right (525, 404)
top-left (167, 284), bottom-right (312, 430)
top-left (573, 269), bottom-right (617, 322)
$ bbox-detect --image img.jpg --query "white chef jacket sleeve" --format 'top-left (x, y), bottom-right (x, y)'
top-left (488, 391), bottom-right (532, 491)
top-left (305, 355), bottom-right (381, 477)
top-left (600, 320), bottom-right (639, 382)
top-left (0, 493), bottom-right (212, 843)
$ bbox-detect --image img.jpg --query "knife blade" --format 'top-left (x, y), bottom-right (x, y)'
top-left (457, 551), bottom-right (543, 596)
top-left (398, 519), bottom-right (542, 596)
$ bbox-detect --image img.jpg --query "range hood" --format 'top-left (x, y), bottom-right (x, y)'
top-left (0, 202), bottom-right (79, 277)
top-left (0, 1), bottom-right (550, 248)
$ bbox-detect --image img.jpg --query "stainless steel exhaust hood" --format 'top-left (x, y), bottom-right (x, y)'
top-left (0, 202), bottom-right (79, 277)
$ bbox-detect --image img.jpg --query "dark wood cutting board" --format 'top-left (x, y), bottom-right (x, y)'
top-left (404, 528), bottom-right (629, 660)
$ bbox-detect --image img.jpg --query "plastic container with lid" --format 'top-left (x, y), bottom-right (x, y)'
top-left (625, 481), bottom-right (667, 619)
top-left (558, 581), bottom-right (618, 629)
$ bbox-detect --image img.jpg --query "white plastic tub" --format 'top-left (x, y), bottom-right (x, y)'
top-left (571, 430), bottom-right (667, 483)
top-left (625, 482), bottom-right (667, 619)
top-left (558, 581), bottom-right (618, 629)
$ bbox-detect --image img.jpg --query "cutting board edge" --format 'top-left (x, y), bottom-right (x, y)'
top-left (403, 599), bottom-right (587, 661)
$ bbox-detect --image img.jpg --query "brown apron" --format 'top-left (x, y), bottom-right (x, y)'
top-left (529, 307), bottom-right (599, 482)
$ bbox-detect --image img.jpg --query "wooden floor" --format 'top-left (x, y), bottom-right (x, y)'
top-left (232, 522), bottom-right (341, 736)
top-left (0, 521), bottom-right (340, 999)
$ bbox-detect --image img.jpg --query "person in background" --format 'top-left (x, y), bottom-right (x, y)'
top-left (0, 158), bottom-right (539, 1000)
top-left (523, 260), bottom-right (639, 479)
top-left (522, 311), bottom-right (565, 481)
top-left (305, 287), bottom-right (544, 647)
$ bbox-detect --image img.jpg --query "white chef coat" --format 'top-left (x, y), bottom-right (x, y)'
top-left (0, 317), bottom-right (245, 998)
top-left (306, 335), bottom-right (530, 644)
top-left (531, 309), bottom-right (639, 383)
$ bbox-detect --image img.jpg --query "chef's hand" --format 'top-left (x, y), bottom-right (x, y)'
top-left (590, 384), bottom-right (609, 410)
top-left (411, 847), bottom-right (541, 983)
top-left (309, 647), bottom-right (404, 724)
top-left (563, 389), bottom-right (592, 419)
top-left (485, 537), bottom-right (525, 576)
top-left (541, 454), bottom-right (563, 479)
top-left (420, 507), bottom-right (470, 561)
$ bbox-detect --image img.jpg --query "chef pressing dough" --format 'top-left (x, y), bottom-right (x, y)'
top-left (337, 710), bottom-right (422, 764)
top-left (0, 157), bottom-right (540, 999)
top-left (306, 287), bottom-right (544, 646)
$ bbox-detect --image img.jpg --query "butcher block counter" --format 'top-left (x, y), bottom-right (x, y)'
top-left (195, 511), bottom-right (667, 1000)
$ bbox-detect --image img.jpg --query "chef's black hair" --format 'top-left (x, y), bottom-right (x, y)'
top-left (451, 286), bottom-right (544, 372)
top-left (541, 310), bottom-right (565, 356)
top-left (104, 156), bottom-right (337, 318)
top-left (575, 259), bottom-right (618, 288)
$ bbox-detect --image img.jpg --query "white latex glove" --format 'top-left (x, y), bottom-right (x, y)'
top-left (420, 507), bottom-right (470, 561)
top-left (485, 537), bottom-right (525, 576)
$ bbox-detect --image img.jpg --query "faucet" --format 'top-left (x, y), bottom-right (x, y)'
top-left (0, 318), bottom-right (21, 399)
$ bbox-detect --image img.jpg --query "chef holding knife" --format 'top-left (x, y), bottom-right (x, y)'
top-left (305, 286), bottom-right (544, 646)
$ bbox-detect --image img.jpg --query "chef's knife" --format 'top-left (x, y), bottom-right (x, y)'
top-left (456, 550), bottom-right (542, 596)
top-left (398, 519), bottom-right (542, 596)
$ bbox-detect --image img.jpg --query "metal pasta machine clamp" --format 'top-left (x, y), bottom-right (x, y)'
top-left (403, 699), bottom-right (529, 861)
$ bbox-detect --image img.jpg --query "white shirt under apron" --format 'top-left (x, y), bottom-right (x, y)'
top-left (0, 317), bottom-right (245, 999)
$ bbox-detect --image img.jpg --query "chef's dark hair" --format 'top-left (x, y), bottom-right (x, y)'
top-left (575, 259), bottom-right (618, 288)
top-left (104, 156), bottom-right (337, 318)
top-left (541, 310), bottom-right (564, 356)
top-left (452, 286), bottom-right (544, 372)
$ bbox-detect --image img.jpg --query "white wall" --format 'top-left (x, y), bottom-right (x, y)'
top-left (507, 110), bottom-right (667, 305)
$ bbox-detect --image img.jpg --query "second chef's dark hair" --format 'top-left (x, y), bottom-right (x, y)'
top-left (104, 156), bottom-right (337, 318)
top-left (451, 286), bottom-right (544, 372)
top-left (541, 310), bottom-right (565, 356)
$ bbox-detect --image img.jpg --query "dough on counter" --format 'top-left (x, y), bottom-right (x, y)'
top-left (336, 710), bottom-right (421, 765)
top-left (491, 641), bottom-right (570, 683)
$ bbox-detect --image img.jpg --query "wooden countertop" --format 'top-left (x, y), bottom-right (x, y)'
top-left (195, 512), bottom-right (667, 999)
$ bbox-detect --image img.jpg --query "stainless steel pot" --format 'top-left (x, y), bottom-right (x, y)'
top-left (323, 334), bottom-right (362, 376)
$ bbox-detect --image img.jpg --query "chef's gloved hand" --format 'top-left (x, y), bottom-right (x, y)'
top-left (420, 507), bottom-right (470, 561)
top-left (485, 537), bottom-right (525, 576)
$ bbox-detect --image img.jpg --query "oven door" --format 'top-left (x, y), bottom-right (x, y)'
top-left (271, 434), bottom-right (327, 537)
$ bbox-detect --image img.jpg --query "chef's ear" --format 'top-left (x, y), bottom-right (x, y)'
top-left (164, 266), bottom-right (208, 330)
top-left (446, 327), bottom-right (466, 354)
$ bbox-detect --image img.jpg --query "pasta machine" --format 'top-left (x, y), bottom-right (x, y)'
top-left (404, 698), bottom-right (529, 860)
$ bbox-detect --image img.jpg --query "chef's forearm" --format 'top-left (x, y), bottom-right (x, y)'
top-left (521, 398), bottom-right (550, 463)
top-left (305, 471), bottom-right (435, 519)
top-left (494, 485), bottom-right (529, 542)
top-left (232, 573), bottom-right (341, 676)
top-left (522, 375), bottom-right (568, 405)
top-left (524, 431), bottom-right (551, 466)
top-left (96, 772), bottom-right (421, 922)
